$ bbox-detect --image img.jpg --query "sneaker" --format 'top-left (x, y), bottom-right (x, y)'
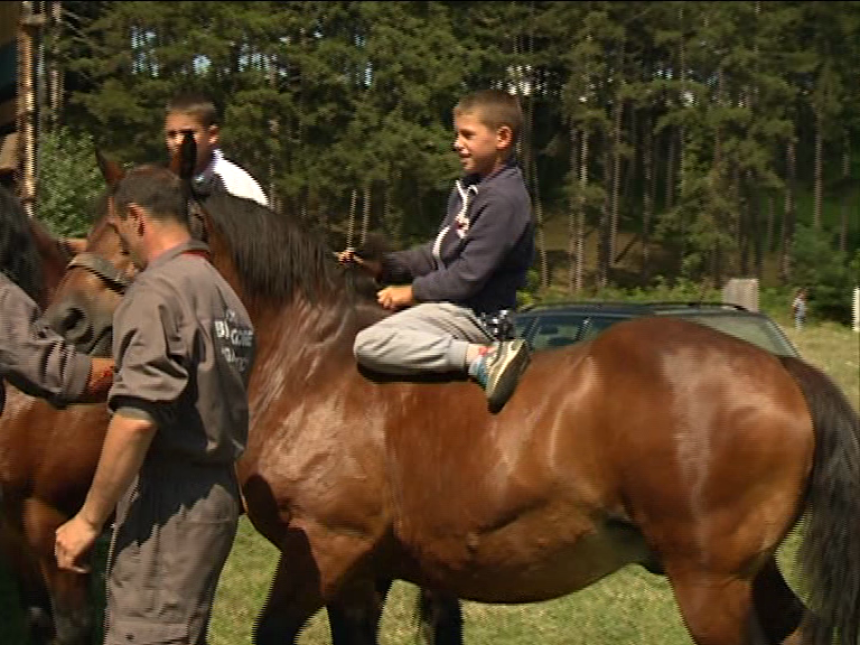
top-left (472, 339), bottom-right (531, 411)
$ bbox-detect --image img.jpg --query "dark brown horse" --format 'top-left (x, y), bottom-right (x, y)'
top-left (46, 157), bottom-right (860, 645)
top-left (0, 184), bottom-right (111, 645)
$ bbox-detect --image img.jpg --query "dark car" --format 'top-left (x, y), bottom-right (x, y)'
top-left (514, 301), bottom-right (800, 357)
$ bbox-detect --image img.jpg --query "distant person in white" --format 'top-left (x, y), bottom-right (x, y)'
top-left (164, 92), bottom-right (269, 207)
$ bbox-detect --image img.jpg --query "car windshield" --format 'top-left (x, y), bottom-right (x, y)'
top-left (673, 314), bottom-right (797, 356)
top-left (515, 314), bottom-right (587, 351)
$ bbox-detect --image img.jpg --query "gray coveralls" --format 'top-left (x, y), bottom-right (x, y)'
top-left (0, 271), bottom-right (91, 412)
top-left (103, 240), bottom-right (255, 645)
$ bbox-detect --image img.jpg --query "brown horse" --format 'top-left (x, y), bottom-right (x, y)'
top-left (45, 157), bottom-right (860, 645)
top-left (0, 184), bottom-right (111, 645)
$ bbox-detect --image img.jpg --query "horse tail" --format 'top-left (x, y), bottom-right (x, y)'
top-left (780, 355), bottom-right (860, 645)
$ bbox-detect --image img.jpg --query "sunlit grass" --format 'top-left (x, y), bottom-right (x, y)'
top-left (783, 320), bottom-right (859, 411)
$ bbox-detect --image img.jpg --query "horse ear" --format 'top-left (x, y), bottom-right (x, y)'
top-left (168, 132), bottom-right (196, 182)
top-left (94, 148), bottom-right (125, 187)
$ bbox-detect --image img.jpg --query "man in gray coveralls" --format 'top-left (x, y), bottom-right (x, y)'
top-left (54, 165), bottom-right (256, 645)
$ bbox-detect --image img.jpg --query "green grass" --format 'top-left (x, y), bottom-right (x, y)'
top-left (3, 321), bottom-right (857, 644)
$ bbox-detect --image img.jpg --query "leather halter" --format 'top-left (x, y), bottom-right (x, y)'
top-left (66, 251), bottom-right (135, 293)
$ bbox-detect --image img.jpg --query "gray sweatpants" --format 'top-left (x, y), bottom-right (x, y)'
top-left (354, 302), bottom-right (493, 375)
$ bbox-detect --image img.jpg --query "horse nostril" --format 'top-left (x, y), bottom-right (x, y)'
top-left (60, 307), bottom-right (93, 344)
top-left (62, 307), bottom-right (82, 333)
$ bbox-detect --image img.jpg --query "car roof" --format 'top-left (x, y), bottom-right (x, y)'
top-left (517, 301), bottom-right (752, 316)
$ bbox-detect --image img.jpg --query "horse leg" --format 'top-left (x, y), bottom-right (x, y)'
top-left (2, 497), bottom-right (58, 643)
top-left (0, 540), bottom-right (54, 644)
top-left (326, 578), bottom-right (388, 645)
top-left (667, 566), bottom-right (769, 645)
top-left (326, 581), bottom-right (463, 645)
top-left (417, 588), bottom-right (463, 645)
top-left (23, 499), bottom-right (93, 645)
top-left (750, 556), bottom-right (804, 644)
top-left (253, 551), bottom-right (325, 645)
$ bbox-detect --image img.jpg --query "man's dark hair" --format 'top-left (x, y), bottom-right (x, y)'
top-left (165, 92), bottom-right (220, 128)
top-left (0, 184), bottom-right (43, 301)
top-left (112, 166), bottom-right (189, 228)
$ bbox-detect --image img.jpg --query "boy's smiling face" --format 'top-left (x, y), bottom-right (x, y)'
top-left (452, 110), bottom-right (512, 179)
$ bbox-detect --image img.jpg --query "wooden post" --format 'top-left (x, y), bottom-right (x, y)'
top-left (17, 3), bottom-right (45, 217)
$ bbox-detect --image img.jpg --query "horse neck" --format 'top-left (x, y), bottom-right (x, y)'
top-left (207, 251), bottom-right (361, 356)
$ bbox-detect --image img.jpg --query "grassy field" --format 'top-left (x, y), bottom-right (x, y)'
top-left (2, 320), bottom-right (858, 645)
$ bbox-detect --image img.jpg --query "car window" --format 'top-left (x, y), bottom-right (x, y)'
top-left (675, 314), bottom-right (797, 356)
top-left (580, 316), bottom-right (624, 341)
top-left (518, 314), bottom-right (587, 351)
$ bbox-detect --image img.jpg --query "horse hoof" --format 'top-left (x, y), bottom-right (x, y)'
top-left (27, 605), bottom-right (55, 645)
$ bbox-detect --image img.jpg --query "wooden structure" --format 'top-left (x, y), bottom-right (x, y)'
top-left (0, 1), bottom-right (58, 215)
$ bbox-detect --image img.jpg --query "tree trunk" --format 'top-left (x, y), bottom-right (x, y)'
top-left (814, 111), bottom-right (823, 230)
top-left (610, 92), bottom-right (623, 265)
top-left (766, 193), bottom-right (774, 255)
top-left (664, 126), bottom-right (676, 213)
top-left (576, 130), bottom-right (588, 293)
top-left (677, 12), bottom-right (687, 266)
top-left (779, 138), bottom-right (797, 283)
top-left (746, 170), bottom-right (763, 280)
top-left (567, 127), bottom-right (579, 295)
top-left (642, 108), bottom-right (654, 283)
top-left (598, 131), bottom-right (611, 290)
top-left (841, 129), bottom-right (850, 253)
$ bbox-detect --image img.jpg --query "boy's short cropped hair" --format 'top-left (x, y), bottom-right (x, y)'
top-left (165, 93), bottom-right (220, 129)
top-left (454, 89), bottom-right (524, 146)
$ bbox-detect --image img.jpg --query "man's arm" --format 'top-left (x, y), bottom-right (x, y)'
top-left (54, 410), bottom-right (155, 573)
top-left (0, 273), bottom-right (112, 406)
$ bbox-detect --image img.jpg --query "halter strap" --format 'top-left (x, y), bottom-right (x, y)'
top-left (67, 252), bottom-right (134, 293)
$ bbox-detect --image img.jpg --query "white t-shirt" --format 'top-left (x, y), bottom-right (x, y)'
top-left (193, 149), bottom-right (269, 207)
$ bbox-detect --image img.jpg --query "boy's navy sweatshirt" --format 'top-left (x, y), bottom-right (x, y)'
top-left (380, 158), bottom-right (535, 316)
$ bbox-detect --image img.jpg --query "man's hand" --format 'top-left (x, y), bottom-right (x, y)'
top-left (81, 357), bottom-right (115, 402)
top-left (336, 249), bottom-right (382, 280)
top-left (377, 285), bottom-right (415, 311)
top-left (55, 514), bottom-right (101, 574)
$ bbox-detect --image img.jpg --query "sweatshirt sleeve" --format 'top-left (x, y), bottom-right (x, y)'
top-left (379, 241), bottom-right (438, 283)
top-left (0, 274), bottom-right (91, 407)
top-left (378, 188), bottom-right (459, 284)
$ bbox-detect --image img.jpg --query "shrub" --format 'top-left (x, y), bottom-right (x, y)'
top-left (37, 126), bottom-right (104, 237)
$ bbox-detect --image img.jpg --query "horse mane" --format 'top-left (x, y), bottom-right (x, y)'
top-left (194, 188), bottom-right (378, 305)
top-left (0, 184), bottom-right (45, 303)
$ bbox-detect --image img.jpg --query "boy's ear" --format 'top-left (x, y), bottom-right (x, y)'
top-left (208, 124), bottom-right (221, 147)
top-left (496, 125), bottom-right (513, 150)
